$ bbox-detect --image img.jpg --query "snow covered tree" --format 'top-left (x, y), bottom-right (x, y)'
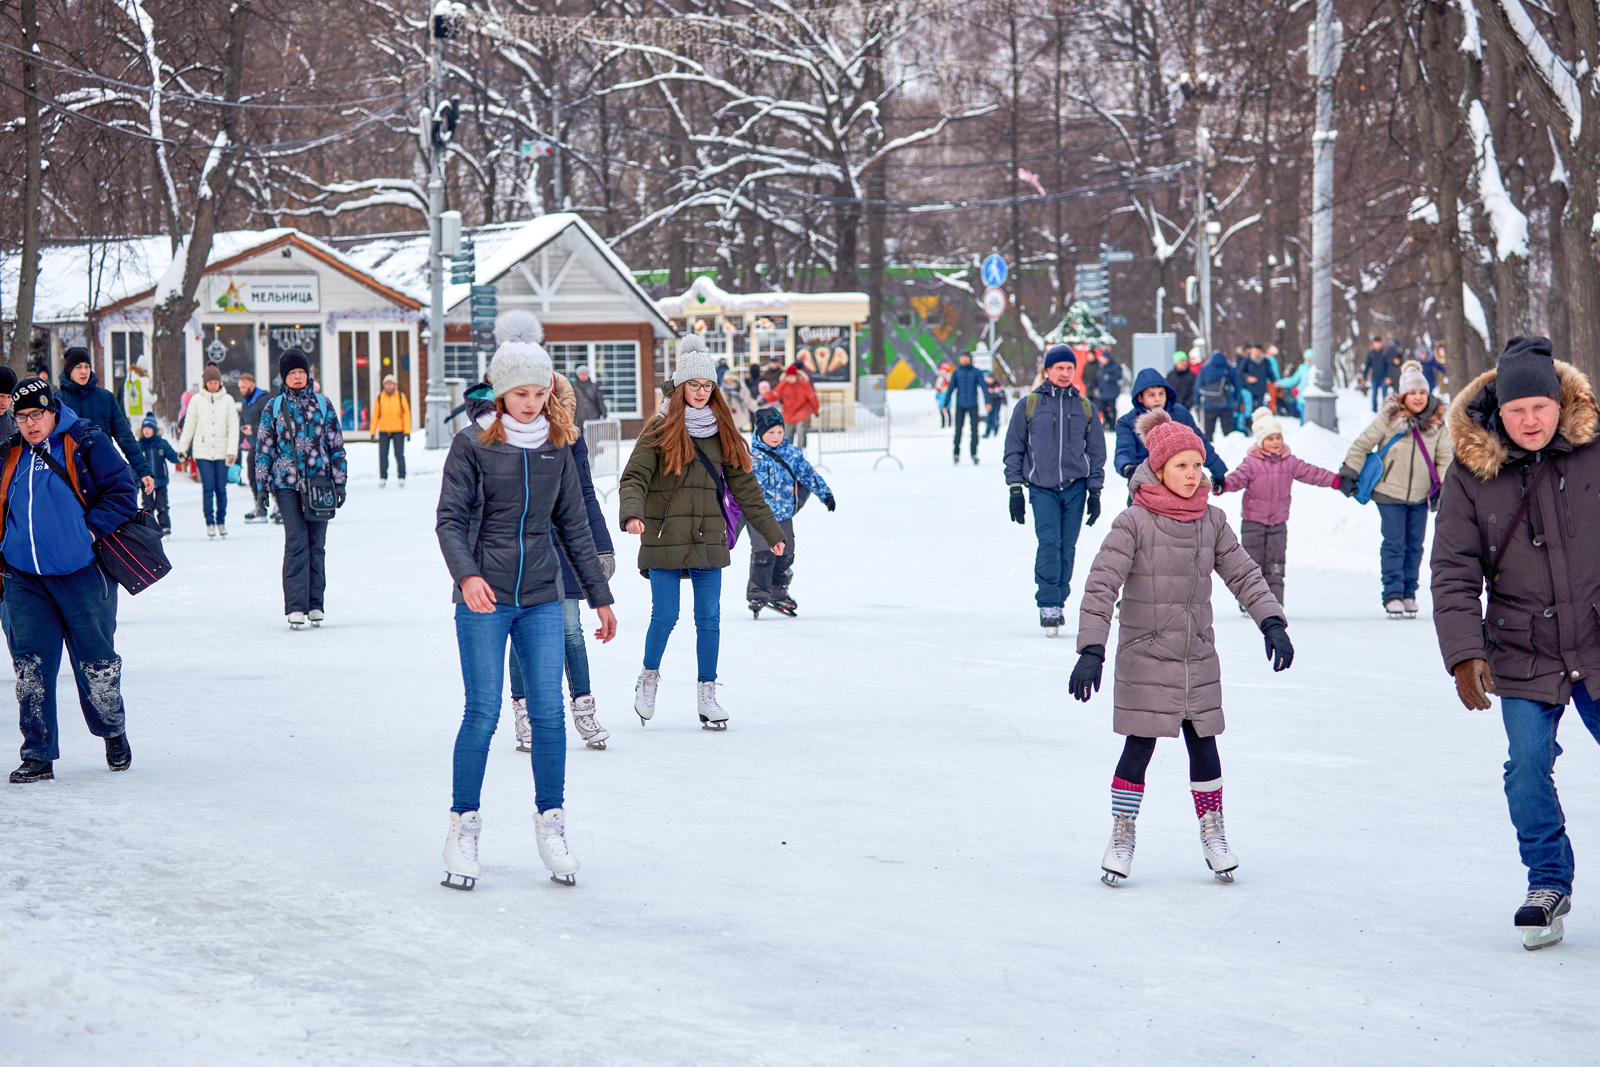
top-left (1046, 302), bottom-right (1117, 348)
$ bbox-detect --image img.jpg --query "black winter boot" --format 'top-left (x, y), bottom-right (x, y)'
top-left (105, 733), bottom-right (131, 771)
top-left (10, 760), bottom-right (53, 783)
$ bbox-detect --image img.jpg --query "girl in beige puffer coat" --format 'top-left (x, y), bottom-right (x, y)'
top-left (1071, 409), bottom-right (1293, 887)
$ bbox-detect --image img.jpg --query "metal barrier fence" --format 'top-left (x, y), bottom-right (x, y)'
top-left (584, 418), bottom-right (623, 497)
top-left (811, 403), bottom-right (901, 470)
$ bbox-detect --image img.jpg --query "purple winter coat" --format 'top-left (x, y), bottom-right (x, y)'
top-left (1221, 444), bottom-right (1341, 526)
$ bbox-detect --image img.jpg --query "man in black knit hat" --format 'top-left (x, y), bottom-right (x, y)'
top-left (1433, 335), bottom-right (1600, 950)
top-left (56, 346), bottom-right (154, 497)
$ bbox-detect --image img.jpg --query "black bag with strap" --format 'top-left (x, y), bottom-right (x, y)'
top-left (0, 432), bottom-right (172, 595)
top-left (275, 392), bottom-right (340, 521)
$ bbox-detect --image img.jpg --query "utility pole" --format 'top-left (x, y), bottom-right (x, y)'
top-left (8, 0), bottom-right (42, 375)
top-left (1194, 123), bottom-right (1215, 355)
top-left (425, 2), bottom-right (460, 449)
top-left (1304, 0), bottom-right (1342, 431)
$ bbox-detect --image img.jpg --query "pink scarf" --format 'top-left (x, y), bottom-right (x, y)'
top-left (1134, 480), bottom-right (1211, 521)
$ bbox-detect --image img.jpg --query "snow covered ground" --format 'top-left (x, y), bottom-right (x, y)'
top-left (4, 388), bottom-right (1600, 1066)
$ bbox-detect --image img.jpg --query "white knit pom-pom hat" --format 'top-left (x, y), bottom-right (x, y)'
top-left (671, 334), bottom-right (718, 386)
top-left (490, 309), bottom-right (553, 397)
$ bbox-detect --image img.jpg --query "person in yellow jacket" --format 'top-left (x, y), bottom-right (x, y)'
top-left (372, 373), bottom-right (411, 487)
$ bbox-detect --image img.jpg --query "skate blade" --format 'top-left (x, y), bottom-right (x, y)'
top-left (1045, 627), bottom-right (1059, 638)
top-left (1523, 918), bottom-right (1564, 950)
top-left (441, 872), bottom-right (476, 891)
top-left (516, 742), bottom-right (531, 753)
top-left (700, 719), bottom-right (728, 731)
top-left (1101, 870), bottom-right (1125, 887)
top-left (584, 738), bottom-right (608, 750)
top-left (550, 873), bottom-right (576, 887)
top-left (1213, 869), bottom-right (1236, 883)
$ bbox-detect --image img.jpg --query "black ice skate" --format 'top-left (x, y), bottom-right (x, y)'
top-left (770, 596), bottom-right (797, 617)
top-left (748, 597), bottom-right (767, 619)
top-left (1040, 606), bottom-right (1064, 637)
top-left (9, 759), bottom-right (53, 783)
top-left (1516, 888), bottom-right (1571, 950)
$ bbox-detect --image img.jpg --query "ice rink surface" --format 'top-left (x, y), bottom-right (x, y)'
top-left (4, 388), bottom-right (1599, 1065)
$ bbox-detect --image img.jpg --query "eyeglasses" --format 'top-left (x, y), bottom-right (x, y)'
top-left (682, 380), bottom-right (716, 393)
top-left (16, 410), bottom-right (51, 424)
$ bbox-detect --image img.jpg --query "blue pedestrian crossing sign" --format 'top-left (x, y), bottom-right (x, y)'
top-left (981, 255), bottom-right (1008, 288)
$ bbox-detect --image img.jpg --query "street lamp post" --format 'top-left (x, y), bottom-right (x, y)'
top-left (1304, 0), bottom-right (1343, 431)
top-left (424, 2), bottom-right (461, 449)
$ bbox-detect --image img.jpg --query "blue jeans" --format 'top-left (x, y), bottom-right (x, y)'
top-left (508, 598), bottom-right (591, 701)
top-left (1370, 381), bottom-right (1390, 411)
top-left (196, 458), bottom-right (228, 525)
top-left (1376, 502), bottom-right (1428, 599)
top-left (1500, 684), bottom-right (1600, 894)
top-left (1029, 481), bottom-right (1088, 607)
top-left (7, 564), bottom-right (124, 762)
top-left (453, 600), bottom-right (564, 814)
top-left (644, 568), bottom-right (721, 681)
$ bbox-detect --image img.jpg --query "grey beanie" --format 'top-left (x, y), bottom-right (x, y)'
top-left (489, 310), bottom-right (553, 397)
top-left (1396, 360), bottom-right (1428, 395)
top-left (671, 334), bottom-right (718, 386)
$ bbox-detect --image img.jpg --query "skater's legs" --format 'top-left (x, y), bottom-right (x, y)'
top-left (276, 490), bottom-right (312, 614)
top-left (376, 431), bottom-right (391, 480)
top-left (393, 431), bottom-right (406, 480)
top-left (154, 485), bottom-right (169, 532)
top-left (1114, 735), bottom-right (1158, 783)
top-left (1375, 503), bottom-right (1408, 601)
top-left (306, 518), bottom-right (328, 611)
top-left (1240, 520), bottom-right (1286, 604)
top-left (1500, 696), bottom-right (1575, 894)
top-left (746, 525), bottom-right (777, 602)
top-left (770, 517), bottom-right (795, 595)
top-left (643, 568), bottom-right (683, 671)
top-left (1401, 502), bottom-right (1428, 598)
top-left (1265, 521), bottom-right (1289, 604)
top-left (953, 405), bottom-right (978, 455)
top-left (1203, 409), bottom-right (1224, 440)
top-left (197, 458), bottom-right (227, 525)
top-left (1181, 719), bottom-right (1221, 781)
top-left (561, 598), bottom-right (591, 699)
top-left (7, 571), bottom-right (68, 762)
top-left (1029, 486), bottom-right (1066, 606)
top-left (509, 601), bottom-right (566, 812)
top-left (508, 646), bottom-right (525, 702)
top-left (451, 603), bottom-right (513, 813)
top-left (689, 567), bottom-right (721, 682)
top-left (50, 566), bottom-right (124, 741)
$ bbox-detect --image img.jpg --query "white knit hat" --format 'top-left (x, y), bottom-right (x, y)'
top-left (1251, 405), bottom-right (1284, 447)
top-left (671, 334), bottom-right (717, 386)
top-left (489, 310), bottom-right (552, 398)
top-left (1396, 359), bottom-right (1428, 395)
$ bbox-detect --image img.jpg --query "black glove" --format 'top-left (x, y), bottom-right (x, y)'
top-left (1118, 464), bottom-right (1136, 479)
top-left (1069, 644), bottom-right (1105, 702)
top-left (822, 493), bottom-right (836, 512)
top-left (1338, 469), bottom-right (1360, 497)
top-left (1009, 484), bottom-right (1026, 524)
top-left (335, 485), bottom-right (347, 508)
top-left (1260, 616), bottom-right (1293, 672)
top-left (1085, 489), bottom-right (1102, 527)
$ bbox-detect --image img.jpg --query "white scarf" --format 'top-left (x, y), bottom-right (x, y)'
top-left (477, 412), bottom-right (549, 450)
top-left (662, 397), bottom-right (720, 438)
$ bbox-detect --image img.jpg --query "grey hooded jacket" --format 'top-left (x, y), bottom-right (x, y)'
top-left (1002, 382), bottom-right (1106, 490)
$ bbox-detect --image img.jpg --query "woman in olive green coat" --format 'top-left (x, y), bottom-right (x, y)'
top-left (619, 336), bottom-right (785, 730)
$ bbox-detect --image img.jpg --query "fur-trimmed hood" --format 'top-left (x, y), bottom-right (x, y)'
top-left (1379, 391), bottom-right (1447, 436)
top-left (1448, 360), bottom-right (1599, 480)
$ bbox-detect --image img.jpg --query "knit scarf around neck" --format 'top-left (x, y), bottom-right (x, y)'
top-left (1134, 479), bottom-right (1211, 521)
top-left (662, 396), bottom-right (720, 438)
top-left (477, 411), bottom-right (549, 450)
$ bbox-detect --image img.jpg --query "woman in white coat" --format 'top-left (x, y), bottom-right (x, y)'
top-left (179, 364), bottom-right (240, 537)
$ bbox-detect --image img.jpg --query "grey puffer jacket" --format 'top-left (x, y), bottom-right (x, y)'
top-left (436, 425), bottom-right (614, 609)
top-left (1002, 382), bottom-right (1106, 490)
top-left (1078, 464), bottom-right (1284, 738)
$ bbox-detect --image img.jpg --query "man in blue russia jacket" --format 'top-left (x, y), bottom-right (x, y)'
top-left (1, 379), bottom-right (139, 784)
top-left (1003, 344), bottom-right (1106, 632)
top-left (1195, 349), bottom-right (1244, 440)
top-left (1114, 367), bottom-right (1228, 487)
top-left (948, 351), bottom-right (988, 465)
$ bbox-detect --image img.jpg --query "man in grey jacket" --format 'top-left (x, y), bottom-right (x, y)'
top-left (1004, 344), bottom-right (1107, 632)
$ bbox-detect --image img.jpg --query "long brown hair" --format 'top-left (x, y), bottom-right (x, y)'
top-left (644, 384), bottom-right (751, 475)
top-left (477, 377), bottom-right (577, 447)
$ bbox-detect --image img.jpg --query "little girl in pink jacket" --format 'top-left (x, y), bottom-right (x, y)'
top-left (1220, 406), bottom-right (1344, 604)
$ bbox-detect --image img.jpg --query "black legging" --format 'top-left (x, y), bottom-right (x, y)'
top-left (1114, 719), bottom-right (1221, 784)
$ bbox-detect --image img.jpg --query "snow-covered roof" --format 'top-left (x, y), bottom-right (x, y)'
top-left (344, 213), bottom-right (671, 333)
top-left (2, 227), bottom-right (420, 323)
top-left (655, 275), bottom-right (868, 316)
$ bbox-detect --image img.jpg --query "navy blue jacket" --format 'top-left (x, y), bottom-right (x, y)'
top-left (0, 407), bottom-right (139, 575)
top-left (1003, 382), bottom-right (1106, 491)
top-left (56, 369), bottom-right (151, 482)
top-left (1114, 368), bottom-right (1228, 484)
top-left (1092, 358), bottom-right (1124, 401)
top-left (1195, 351), bottom-right (1244, 411)
top-left (949, 363), bottom-right (986, 407)
top-left (557, 432), bottom-right (615, 600)
top-left (138, 433), bottom-right (180, 488)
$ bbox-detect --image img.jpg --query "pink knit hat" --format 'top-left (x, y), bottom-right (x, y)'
top-left (1135, 408), bottom-right (1206, 474)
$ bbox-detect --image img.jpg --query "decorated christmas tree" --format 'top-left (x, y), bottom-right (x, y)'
top-left (1044, 301), bottom-right (1117, 348)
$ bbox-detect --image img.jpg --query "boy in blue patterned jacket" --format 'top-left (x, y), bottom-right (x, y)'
top-left (745, 407), bottom-right (834, 617)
